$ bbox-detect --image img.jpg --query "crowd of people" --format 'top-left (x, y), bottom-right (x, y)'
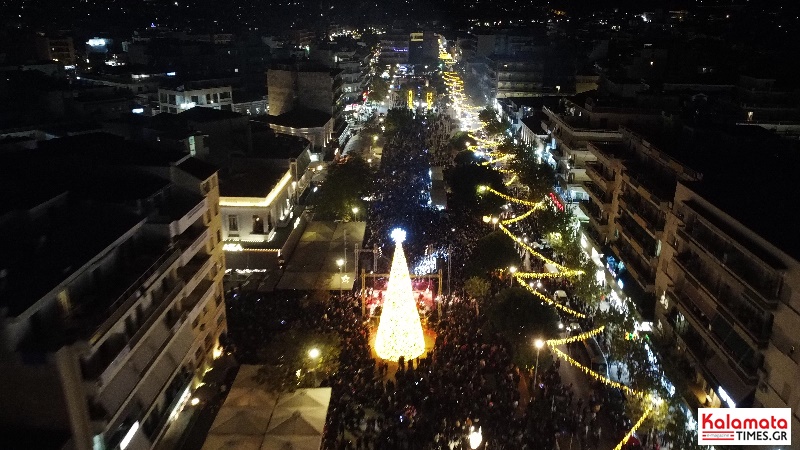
top-left (318, 293), bottom-right (528, 450)
top-left (221, 78), bottom-right (659, 449)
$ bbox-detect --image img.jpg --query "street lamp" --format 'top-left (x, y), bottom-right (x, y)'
top-left (491, 216), bottom-right (499, 230)
top-left (468, 426), bottom-right (482, 449)
top-left (308, 348), bottom-right (320, 386)
top-left (533, 339), bottom-right (545, 399)
top-left (508, 266), bottom-right (517, 287)
top-left (336, 259), bottom-right (344, 297)
top-left (352, 206), bottom-right (359, 221)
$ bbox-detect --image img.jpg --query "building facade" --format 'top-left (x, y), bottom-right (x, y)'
top-left (0, 148), bottom-right (226, 450)
top-left (655, 181), bottom-right (800, 443)
top-left (158, 84), bottom-right (233, 114)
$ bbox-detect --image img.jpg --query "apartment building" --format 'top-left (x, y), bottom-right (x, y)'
top-left (542, 93), bottom-right (662, 206)
top-left (158, 83), bottom-right (233, 114)
top-left (656, 180), bottom-right (800, 442)
top-left (580, 127), bottom-right (701, 318)
top-left (378, 33), bottom-right (409, 65)
top-left (0, 134), bottom-right (226, 450)
top-left (34, 33), bottom-right (77, 66)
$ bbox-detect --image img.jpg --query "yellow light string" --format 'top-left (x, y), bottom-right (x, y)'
top-left (549, 346), bottom-right (645, 399)
top-left (612, 406), bottom-right (653, 450)
top-left (500, 207), bottom-right (537, 225)
top-left (514, 271), bottom-right (573, 279)
top-left (480, 153), bottom-right (514, 166)
top-left (484, 187), bottom-right (543, 208)
top-left (545, 326), bottom-right (604, 346)
top-left (498, 223), bottom-right (578, 274)
top-left (519, 280), bottom-right (587, 318)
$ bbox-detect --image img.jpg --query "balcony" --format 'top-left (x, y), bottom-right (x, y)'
top-left (152, 193), bottom-right (207, 237)
top-left (617, 212), bottom-right (657, 258)
top-left (679, 220), bottom-right (782, 307)
top-left (621, 163), bottom-right (675, 207)
top-left (673, 253), bottom-right (772, 346)
top-left (611, 241), bottom-right (655, 290)
top-left (83, 280), bottom-right (185, 387)
top-left (177, 227), bottom-right (209, 266)
top-left (82, 247), bottom-right (181, 347)
top-left (585, 163), bottom-right (614, 191)
top-left (583, 181), bottom-right (611, 207)
top-left (619, 193), bottom-right (665, 234)
top-left (579, 201), bottom-right (609, 235)
top-left (178, 254), bottom-right (213, 295)
top-left (104, 288), bottom-right (207, 441)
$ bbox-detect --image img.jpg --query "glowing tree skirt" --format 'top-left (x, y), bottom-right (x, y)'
top-left (374, 231), bottom-right (426, 361)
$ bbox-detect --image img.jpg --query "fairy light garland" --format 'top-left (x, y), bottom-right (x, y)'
top-left (500, 207), bottom-right (536, 225)
top-left (545, 326), bottom-right (604, 346)
top-left (612, 406), bottom-right (653, 450)
top-left (483, 187), bottom-right (544, 208)
top-left (515, 271), bottom-right (575, 279)
top-left (499, 224), bottom-right (580, 275)
top-left (518, 280), bottom-right (586, 318)
top-left (550, 346), bottom-right (646, 399)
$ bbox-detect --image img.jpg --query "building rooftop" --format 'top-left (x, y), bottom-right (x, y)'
top-left (251, 128), bottom-right (310, 159)
top-left (179, 106), bottom-right (244, 122)
top-left (621, 124), bottom-right (800, 260)
top-left (0, 194), bottom-right (143, 319)
top-left (265, 108), bottom-right (332, 129)
top-left (219, 162), bottom-right (287, 198)
top-left (684, 137), bottom-right (800, 261)
top-left (35, 132), bottom-right (188, 166)
top-left (177, 157), bottom-right (219, 181)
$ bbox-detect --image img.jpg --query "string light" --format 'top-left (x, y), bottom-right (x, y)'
top-left (515, 271), bottom-right (574, 279)
top-left (482, 186), bottom-right (544, 208)
top-left (550, 346), bottom-right (645, 399)
top-left (499, 224), bottom-right (581, 275)
top-left (612, 406), bottom-right (653, 450)
top-left (519, 280), bottom-right (586, 318)
top-left (545, 326), bottom-right (604, 346)
top-left (504, 174), bottom-right (518, 186)
top-left (500, 206), bottom-right (537, 225)
top-left (374, 229), bottom-right (427, 361)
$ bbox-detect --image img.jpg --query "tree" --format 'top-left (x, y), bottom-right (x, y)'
top-left (384, 107), bottom-right (414, 135)
top-left (447, 163), bottom-right (506, 216)
top-left (464, 230), bottom-right (520, 278)
top-left (487, 287), bottom-right (561, 366)
top-left (369, 76), bottom-right (389, 102)
top-left (478, 107), bottom-right (509, 136)
top-left (312, 156), bottom-right (373, 220)
top-left (464, 276), bottom-right (491, 301)
top-left (507, 142), bottom-right (556, 201)
top-left (256, 328), bottom-right (341, 392)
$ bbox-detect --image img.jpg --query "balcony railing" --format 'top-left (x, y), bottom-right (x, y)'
top-left (674, 252), bottom-right (771, 346)
top-left (620, 193), bottom-right (665, 232)
top-left (611, 241), bottom-right (655, 288)
top-left (89, 248), bottom-right (181, 346)
top-left (579, 201), bottom-right (608, 231)
top-left (585, 162), bottom-right (614, 187)
top-left (583, 181), bottom-right (611, 206)
top-left (681, 223), bottom-right (781, 306)
top-left (92, 281), bottom-right (184, 388)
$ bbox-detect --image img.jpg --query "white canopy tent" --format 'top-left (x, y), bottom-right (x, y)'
top-left (201, 365), bottom-right (332, 450)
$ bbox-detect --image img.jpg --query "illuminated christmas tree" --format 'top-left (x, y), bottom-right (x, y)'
top-left (374, 229), bottom-right (426, 361)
